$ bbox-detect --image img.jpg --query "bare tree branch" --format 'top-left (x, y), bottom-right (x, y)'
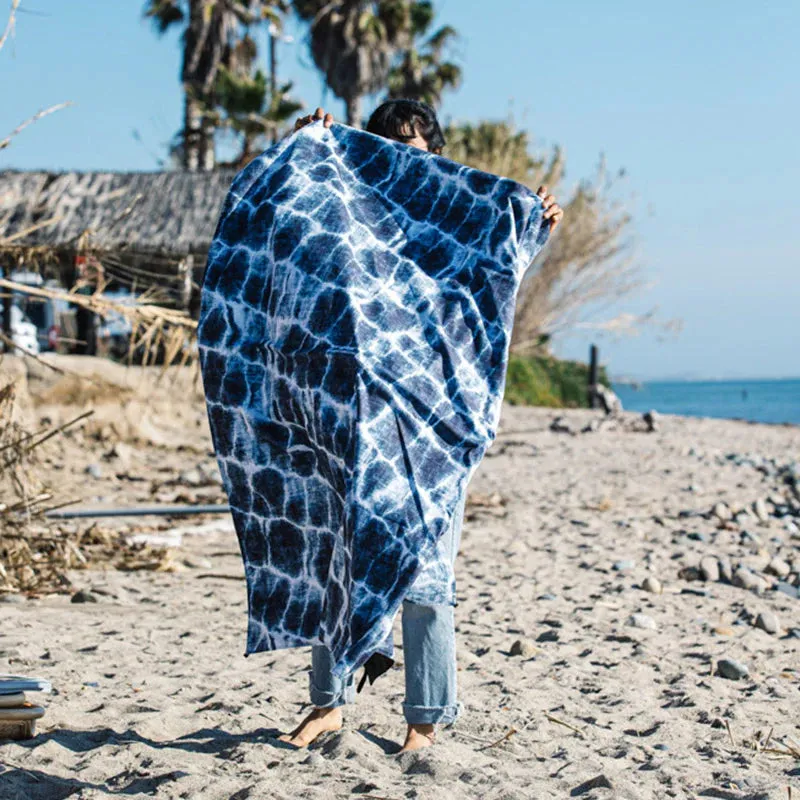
top-left (0, 0), bottom-right (20, 54)
top-left (0, 102), bottom-right (73, 151)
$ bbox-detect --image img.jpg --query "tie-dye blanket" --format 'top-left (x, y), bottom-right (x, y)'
top-left (198, 121), bottom-right (549, 679)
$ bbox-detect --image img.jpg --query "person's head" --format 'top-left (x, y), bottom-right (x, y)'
top-left (366, 99), bottom-right (445, 155)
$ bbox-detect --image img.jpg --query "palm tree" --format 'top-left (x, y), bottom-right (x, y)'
top-left (292, 0), bottom-right (415, 127)
top-left (214, 31), bottom-right (303, 167)
top-left (144, 1), bottom-right (286, 170)
top-left (387, 1), bottom-right (460, 107)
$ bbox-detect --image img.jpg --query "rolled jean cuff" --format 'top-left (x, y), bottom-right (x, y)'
top-left (308, 677), bottom-right (354, 709)
top-left (402, 701), bottom-right (461, 725)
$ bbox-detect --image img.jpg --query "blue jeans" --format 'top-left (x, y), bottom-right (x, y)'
top-left (309, 491), bottom-right (465, 725)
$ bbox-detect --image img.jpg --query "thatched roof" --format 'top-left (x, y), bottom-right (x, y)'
top-left (0, 169), bottom-right (236, 256)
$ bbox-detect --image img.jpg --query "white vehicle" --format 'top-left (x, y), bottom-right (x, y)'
top-left (10, 304), bottom-right (40, 354)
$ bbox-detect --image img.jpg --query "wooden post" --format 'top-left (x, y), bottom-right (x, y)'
top-left (1, 287), bottom-right (13, 353)
top-left (269, 25), bottom-right (278, 144)
top-left (588, 344), bottom-right (599, 409)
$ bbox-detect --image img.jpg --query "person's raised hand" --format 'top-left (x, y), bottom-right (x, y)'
top-left (294, 107), bottom-right (334, 133)
top-left (537, 185), bottom-right (564, 232)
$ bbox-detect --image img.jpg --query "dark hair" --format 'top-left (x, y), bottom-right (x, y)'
top-left (366, 99), bottom-right (446, 153)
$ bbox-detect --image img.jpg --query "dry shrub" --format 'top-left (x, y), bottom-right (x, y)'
top-left (445, 120), bottom-right (636, 352)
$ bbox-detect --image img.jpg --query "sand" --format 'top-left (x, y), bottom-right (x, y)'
top-left (1, 357), bottom-right (799, 799)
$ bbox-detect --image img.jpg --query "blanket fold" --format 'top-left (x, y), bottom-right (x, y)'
top-left (198, 122), bottom-right (548, 678)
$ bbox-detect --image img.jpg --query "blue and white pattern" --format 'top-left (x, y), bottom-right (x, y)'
top-left (198, 122), bottom-right (549, 678)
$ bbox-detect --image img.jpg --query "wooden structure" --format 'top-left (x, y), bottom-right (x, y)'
top-left (0, 169), bottom-right (236, 312)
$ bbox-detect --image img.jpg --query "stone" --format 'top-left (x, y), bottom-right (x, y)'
top-left (744, 551), bottom-right (771, 572)
top-left (700, 557), bottom-right (720, 582)
top-left (679, 566), bottom-right (702, 582)
top-left (613, 559), bottom-right (636, 572)
top-left (733, 568), bottom-right (766, 593)
top-left (549, 416), bottom-right (573, 434)
top-left (71, 590), bottom-right (98, 604)
top-left (572, 774), bottom-right (613, 796)
top-left (753, 498), bottom-right (770, 523)
top-left (627, 613), bottom-right (657, 630)
top-left (84, 463), bottom-right (102, 479)
top-left (717, 556), bottom-right (733, 583)
top-left (755, 611), bottom-right (780, 635)
top-left (509, 639), bottom-right (537, 658)
top-left (0, 594), bottom-right (26, 604)
top-left (642, 576), bottom-right (662, 594)
top-left (741, 530), bottom-right (762, 546)
top-left (536, 630), bottom-right (559, 643)
top-left (713, 503), bottom-right (732, 522)
top-left (716, 658), bottom-right (749, 680)
top-left (643, 410), bottom-right (659, 432)
top-left (775, 581), bottom-right (799, 599)
top-left (178, 468), bottom-right (204, 487)
top-left (766, 557), bottom-right (791, 578)
top-left (688, 532), bottom-right (708, 542)
top-left (182, 556), bottom-right (212, 570)
top-left (0, 704), bottom-right (45, 721)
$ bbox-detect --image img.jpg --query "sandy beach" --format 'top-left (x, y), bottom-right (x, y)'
top-left (1, 358), bottom-right (799, 799)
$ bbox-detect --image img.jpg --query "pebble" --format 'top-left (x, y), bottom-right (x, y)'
top-left (0, 594), bottom-right (26, 604)
top-left (741, 530), bottom-right (762, 546)
top-left (766, 557), bottom-right (791, 578)
top-left (536, 630), bottom-right (559, 643)
top-left (753, 498), bottom-right (770, 523)
top-left (549, 417), bottom-right (573, 434)
top-left (713, 503), bottom-right (732, 522)
top-left (716, 658), bottom-right (749, 680)
top-left (538, 593), bottom-right (557, 601)
top-left (775, 581), bottom-right (799, 599)
top-left (717, 556), bottom-right (733, 583)
top-left (755, 611), bottom-right (780, 635)
top-left (678, 566), bottom-right (702, 582)
top-left (179, 468), bottom-right (204, 487)
top-left (182, 556), bottom-right (213, 570)
top-left (509, 639), bottom-right (537, 658)
top-left (700, 556), bottom-right (720, 582)
top-left (71, 590), bottom-right (98, 604)
top-left (642, 576), bottom-right (662, 594)
top-left (613, 559), bottom-right (636, 572)
top-left (572, 775), bottom-right (613, 796)
top-left (627, 613), bottom-right (657, 630)
top-left (732, 568), bottom-right (766, 594)
top-left (787, 628), bottom-right (800, 640)
top-left (688, 532), bottom-right (708, 542)
top-left (84, 463), bottom-right (103, 479)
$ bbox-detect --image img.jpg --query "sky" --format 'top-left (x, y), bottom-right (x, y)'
top-left (1, 0), bottom-right (798, 380)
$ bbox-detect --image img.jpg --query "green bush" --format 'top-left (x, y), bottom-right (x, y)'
top-left (504, 354), bottom-right (609, 408)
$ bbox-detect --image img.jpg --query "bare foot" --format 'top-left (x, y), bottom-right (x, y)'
top-left (399, 723), bottom-right (435, 752)
top-left (278, 707), bottom-right (342, 748)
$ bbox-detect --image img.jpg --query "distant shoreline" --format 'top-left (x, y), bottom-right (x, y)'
top-left (612, 378), bottom-right (800, 427)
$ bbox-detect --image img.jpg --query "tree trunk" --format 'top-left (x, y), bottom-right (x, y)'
top-left (184, 92), bottom-right (202, 172)
top-left (200, 113), bottom-right (216, 172)
top-left (345, 95), bottom-right (362, 128)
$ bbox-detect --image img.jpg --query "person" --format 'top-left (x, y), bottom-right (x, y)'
top-left (275, 100), bottom-right (563, 753)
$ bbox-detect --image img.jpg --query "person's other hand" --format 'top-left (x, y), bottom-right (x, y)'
top-left (537, 185), bottom-right (564, 231)
top-left (294, 107), bottom-right (334, 133)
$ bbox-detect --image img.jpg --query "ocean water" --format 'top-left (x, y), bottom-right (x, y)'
top-left (612, 379), bottom-right (800, 426)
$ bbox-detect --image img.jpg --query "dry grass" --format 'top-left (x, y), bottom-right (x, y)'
top-left (445, 120), bottom-right (640, 352)
top-left (0, 277), bottom-right (198, 373)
